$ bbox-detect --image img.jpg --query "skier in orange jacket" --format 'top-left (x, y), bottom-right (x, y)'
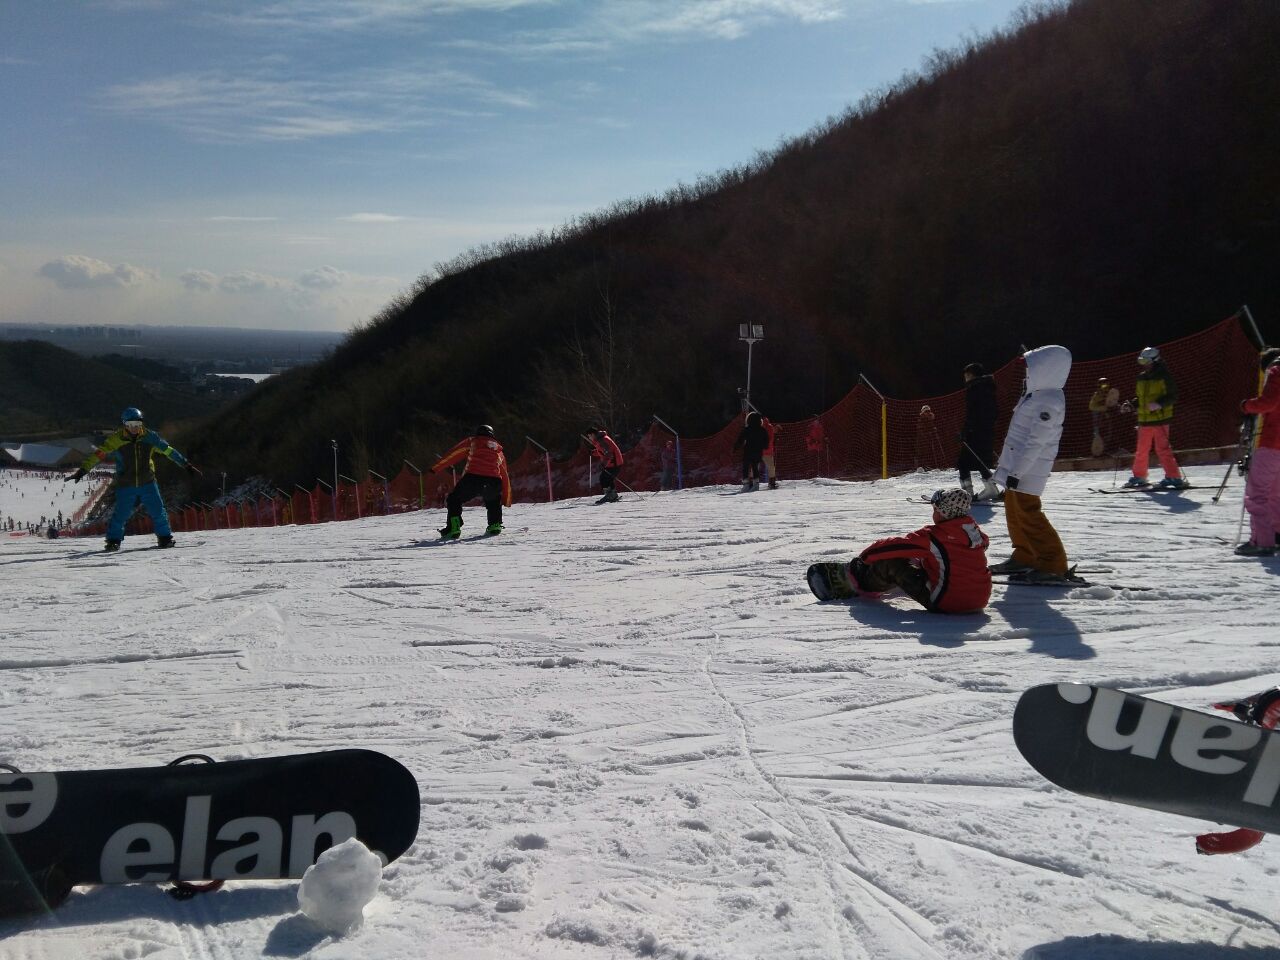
top-left (431, 425), bottom-right (512, 539)
top-left (588, 428), bottom-right (624, 504)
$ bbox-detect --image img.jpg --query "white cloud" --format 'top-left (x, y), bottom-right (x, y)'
top-left (298, 265), bottom-right (348, 289)
top-left (218, 270), bottom-right (290, 293)
top-left (98, 65), bottom-right (533, 143)
top-left (38, 255), bottom-right (156, 289)
top-left (338, 212), bottom-right (409, 222)
top-left (180, 269), bottom-right (218, 291)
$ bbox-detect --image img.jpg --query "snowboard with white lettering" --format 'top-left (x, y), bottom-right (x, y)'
top-left (1013, 684), bottom-right (1280, 833)
top-left (0, 749), bottom-right (419, 914)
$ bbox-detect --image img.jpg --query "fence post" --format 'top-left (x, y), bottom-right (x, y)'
top-left (369, 469), bottom-right (388, 514)
top-left (404, 459), bottom-right (423, 510)
top-left (653, 415), bottom-right (682, 490)
top-left (339, 474), bottom-right (361, 519)
top-left (861, 374), bottom-right (888, 480)
top-left (275, 488), bottom-right (291, 525)
top-left (317, 479), bottom-right (334, 521)
top-left (526, 436), bottom-right (553, 502)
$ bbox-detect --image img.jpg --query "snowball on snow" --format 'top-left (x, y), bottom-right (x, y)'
top-left (297, 837), bottom-right (384, 935)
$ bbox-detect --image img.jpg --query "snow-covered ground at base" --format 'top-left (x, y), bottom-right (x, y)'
top-left (0, 468), bottom-right (103, 531)
top-left (2, 465), bottom-right (1278, 960)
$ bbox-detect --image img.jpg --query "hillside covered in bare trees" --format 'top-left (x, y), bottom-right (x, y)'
top-left (182, 0), bottom-right (1280, 491)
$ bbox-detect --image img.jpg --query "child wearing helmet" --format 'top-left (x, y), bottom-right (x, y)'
top-left (69, 407), bottom-right (198, 551)
top-left (808, 488), bottom-right (992, 613)
top-left (430, 424), bottom-right (512, 539)
top-left (1120, 346), bottom-right (1188, 489)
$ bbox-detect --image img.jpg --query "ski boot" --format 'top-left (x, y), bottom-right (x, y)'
top-left (156, 534), bottom-right (175, 549)
top-left (1121, 475), bottom-right (1150, 488)
top-left (807, 562), bottom-right (857, 601)
top-left (484, 522), bottom-right (503, 536)
top-left (103, 539), bottom-right (121, 553)
top-left (1155, 476), bottom-right (1190, 490)
top-left (1234, 542), bottom-right (1277, 557)
top-left (438, 516), bottom-right (462, 540)
top-left (988, 556), bottom-right (1032, 575)
top-left (975, 479), bottom-right (1000, 501)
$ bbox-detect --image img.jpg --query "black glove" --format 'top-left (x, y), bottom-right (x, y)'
top-left (1006, 476), bottom-right (1019, 490)
top-left (65, 468), bottom-right (87, 483)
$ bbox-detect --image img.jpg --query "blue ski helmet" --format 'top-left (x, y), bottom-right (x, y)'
top-left (121, 406), bottom-right (144, 423)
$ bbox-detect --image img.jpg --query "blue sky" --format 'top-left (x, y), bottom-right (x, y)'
top-left (1, 0), bottom-right (1031, 333)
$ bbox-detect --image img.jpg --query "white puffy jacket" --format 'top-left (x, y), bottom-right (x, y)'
top-left (994, 345), bottom-right (1072, 497)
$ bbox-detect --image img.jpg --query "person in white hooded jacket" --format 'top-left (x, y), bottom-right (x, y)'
top-left (990, 345), bottom-right (1072, 579)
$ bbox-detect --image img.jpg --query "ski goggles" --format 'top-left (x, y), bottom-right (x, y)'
top-left (124, 420), bottom-right (144, 431)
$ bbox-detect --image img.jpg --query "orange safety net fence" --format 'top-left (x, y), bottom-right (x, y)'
top-left (68, 313), bottom-right (1261, 537)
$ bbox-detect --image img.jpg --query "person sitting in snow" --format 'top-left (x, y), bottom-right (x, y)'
top-left (65, 405), bottom-right (198, 552)
top-left (811, 488), bottom-right (992, 614)
top-left (430, 424), bottom-right (512, 539)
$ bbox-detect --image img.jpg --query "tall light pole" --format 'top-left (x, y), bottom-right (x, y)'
top-left (738, 323), bottom-right (764, 412)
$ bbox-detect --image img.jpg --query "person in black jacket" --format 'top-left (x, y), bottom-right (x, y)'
top-left (958, 363), bottom-right (1000, 501)
top-left (733, 412), bottom-right (768, 492)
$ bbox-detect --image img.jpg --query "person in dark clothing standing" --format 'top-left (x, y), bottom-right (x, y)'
top-left (958, 363), bottom-right (999, 501)
top-left (733, 412), bottom-right (768, 492)
top-left (588, 428), bottom-right (624, 504)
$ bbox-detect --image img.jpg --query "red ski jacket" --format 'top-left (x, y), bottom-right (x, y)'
top-left (762, 418), bottom-right (777, 456)
top-left (589, 433), bottom-right (623, 468)
top-left (432, 436), bottom-right (513, 506)
top-left (858, 514), bottom-right (992, 613)
top-left (1243, 361), bottom-right (1280, 450)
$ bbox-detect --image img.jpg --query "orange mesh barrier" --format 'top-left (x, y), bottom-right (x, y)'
top-left (60, 313), bottom-right (1267, 538)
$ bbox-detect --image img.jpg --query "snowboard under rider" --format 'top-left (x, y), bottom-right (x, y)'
top-left (66, 406), bottom-right (198, 552)
top-left (827, 488), bottom-right (992, 614)
top-left (588, 428), bottom-right (624, 504)
top-left (733, 411), bottom-right (768, 492)
top-left (990, 345), bottom-right (1072, 581)
top-left (1237, 346), bottom-right (1280, 556)
top-left (430, 425), bottom-right (512, 539)
top-left (958, 362), bottom-right (999, 501)
top-left (1119, 346), bottom-right (1188, 490)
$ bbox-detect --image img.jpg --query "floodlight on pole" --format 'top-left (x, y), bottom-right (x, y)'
top-left (737, 323), bottom-right (765, 412)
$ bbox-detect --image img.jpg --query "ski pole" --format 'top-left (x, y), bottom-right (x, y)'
top-left (961, 440), bottom-right (992, 474)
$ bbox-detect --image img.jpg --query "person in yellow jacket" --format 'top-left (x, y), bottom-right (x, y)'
top-left (65, 406), bottom-right (199, 551)
top-left (1120, 346), bottom-right (1188, 489)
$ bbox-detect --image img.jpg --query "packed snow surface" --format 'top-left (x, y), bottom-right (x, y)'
top-left (2, 466), bottom-right (1278, 959)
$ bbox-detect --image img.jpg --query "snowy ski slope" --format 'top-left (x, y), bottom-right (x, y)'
top-left (2, 465), bottom-right (1278, 960)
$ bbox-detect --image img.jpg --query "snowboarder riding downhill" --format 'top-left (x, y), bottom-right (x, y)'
top-left (808, 487), bottom-right (992, 613)
top-left (66, 407), bottom-right (198, 552)
top-left (430, 425), bottom-right (512, 539)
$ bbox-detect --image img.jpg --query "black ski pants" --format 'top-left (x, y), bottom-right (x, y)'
top-left (957, 435), bottom-right (993, 485)
top-left (446, 473), bottom-right (503, 525)
top-left (600, 465), bottom-right (619, 493)
top-left (856, 558), bottom-right (934, 611)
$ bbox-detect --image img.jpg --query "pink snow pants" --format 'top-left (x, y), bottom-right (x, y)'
top-left (1245, 446), bottom-right (1280, 549)
top-left (1132, 424), bottom-right (1182, 480)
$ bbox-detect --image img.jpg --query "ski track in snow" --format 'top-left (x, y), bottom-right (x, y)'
top-left (2, 467), bottom-right (1280, 958)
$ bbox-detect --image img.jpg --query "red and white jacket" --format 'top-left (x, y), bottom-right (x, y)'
top-left (858, 513), bottom-right (992, 613)
top-left (432, 436), bottom-right (512, 506)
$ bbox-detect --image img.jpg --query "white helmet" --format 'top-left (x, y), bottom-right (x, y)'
top-left (1138, 346), bottom-right (1160, 364)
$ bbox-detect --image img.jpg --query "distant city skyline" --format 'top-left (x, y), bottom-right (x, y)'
top-left (3, 0), bottom-right (1029, 333)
